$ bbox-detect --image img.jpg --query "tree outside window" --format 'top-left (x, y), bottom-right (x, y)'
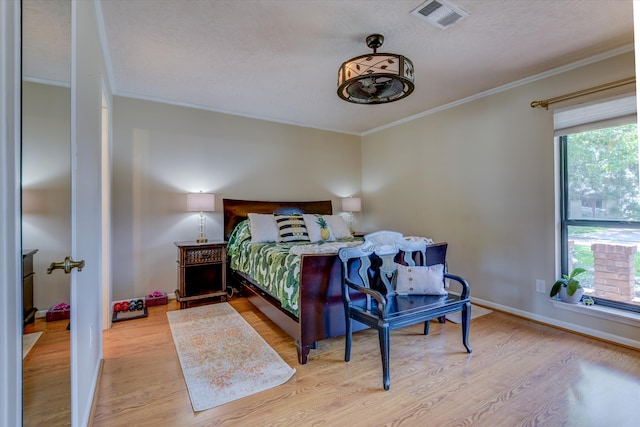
top-left (562, 123), bottom-right (640, 309)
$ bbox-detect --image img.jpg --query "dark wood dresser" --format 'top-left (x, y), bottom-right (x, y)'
top-left (23, 249), bottom-right (38, 325)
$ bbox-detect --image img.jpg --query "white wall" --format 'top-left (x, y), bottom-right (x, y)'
top-left (22, 82), bottom-right (71, 311)
top-left (362, 51), bottom-right (639, 345)
top-left (111, 97), bottom-right (361, 300)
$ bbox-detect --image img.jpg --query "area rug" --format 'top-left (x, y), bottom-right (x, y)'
top-left (446, 305), bottom-right (492, 323)
top-left (167, 303), bottom-right (295, 412)
top-left (23, 332), bottom-right (42, 359)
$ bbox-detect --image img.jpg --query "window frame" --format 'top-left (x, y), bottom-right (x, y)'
top-left (559, 133), bottom-right (640, 313)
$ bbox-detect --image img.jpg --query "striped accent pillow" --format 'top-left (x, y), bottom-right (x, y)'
top-left (275, 215), bottom-right (309, 243)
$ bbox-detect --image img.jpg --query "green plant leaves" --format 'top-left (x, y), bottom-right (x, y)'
top-left (550, 267), bottom-right (586, 297)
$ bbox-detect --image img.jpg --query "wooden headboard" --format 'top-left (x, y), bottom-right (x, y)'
top-left (223, 199), bottom-right (333, 240)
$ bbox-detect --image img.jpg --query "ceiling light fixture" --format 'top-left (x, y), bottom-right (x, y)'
top-left (337, 34), bottom-right (414, 104)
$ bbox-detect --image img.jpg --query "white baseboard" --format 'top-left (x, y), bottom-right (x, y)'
top-left (471, 296), bottom-right (640, 350)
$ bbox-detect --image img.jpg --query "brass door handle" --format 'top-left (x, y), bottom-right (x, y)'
top-left (47, 256), bottom-right (85, 274)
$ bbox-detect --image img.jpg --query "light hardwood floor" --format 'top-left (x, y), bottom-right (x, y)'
top-left (23, 315), bottom-right (71, 426)
top-left (25, 297), bottom-right (640, 426)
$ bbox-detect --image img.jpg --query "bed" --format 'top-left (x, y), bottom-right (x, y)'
top-left (223, 198), bottom-right (367, 364)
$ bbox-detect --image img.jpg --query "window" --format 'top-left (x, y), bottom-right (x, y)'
top-left (557, 95), bottom-right (640, 311)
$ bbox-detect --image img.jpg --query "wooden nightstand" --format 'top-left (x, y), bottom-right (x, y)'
top-left (174, 241), bottom-right (228, 309)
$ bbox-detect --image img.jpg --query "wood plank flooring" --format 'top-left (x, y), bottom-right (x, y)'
top-left (93, 298), bottom-right (640, 427)
top-left (24, 297), bottom-right (640, 426)
top-left (23, 316), bottom-right (71, 426)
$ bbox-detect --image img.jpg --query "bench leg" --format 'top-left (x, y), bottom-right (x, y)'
top-left (378, 324), bottom-right (391, 390)
top-left (423, 320), bottom-right (430, 335)
top-left (461, 302), bottom-right (472, 353)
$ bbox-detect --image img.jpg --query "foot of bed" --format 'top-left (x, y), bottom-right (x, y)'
top-left (296, 343), bottom-right (312, 364)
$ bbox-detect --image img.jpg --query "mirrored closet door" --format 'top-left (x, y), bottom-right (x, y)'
top-left (22, 0), bottom-right (72, 425)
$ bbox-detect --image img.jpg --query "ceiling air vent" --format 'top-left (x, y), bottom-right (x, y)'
top-left (411, 0), bottom-right (469, 29)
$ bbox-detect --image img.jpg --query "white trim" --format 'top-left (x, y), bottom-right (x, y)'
top-left (472, 297), bottom-right (640, 350)
top-left (100, 43), bottom-right (634, 138)
top-left (93, 0), bottom-right (115, 93)
top-left (363, 44), bottom-right (635, 136)
top-left (22, 75), bottom-right (70, 88)
top-left (0, 1), bottom-right (23, 425)
top-left (70, 2), bottom-right (79, 424)
top-left (551, 299), bottom-right (640, 328)
top-left (112, 90), bottom-right (363, 136)
top-left (101, 82), bottom-right (112, 331)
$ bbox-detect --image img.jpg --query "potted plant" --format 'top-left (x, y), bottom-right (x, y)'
top-left (550, 267), bottom-right (586, 304)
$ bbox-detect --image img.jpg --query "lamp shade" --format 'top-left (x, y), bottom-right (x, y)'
top-left (342, 197), bottom-right (361, 212)
top-left (187, 193), bottom-right (215, 212)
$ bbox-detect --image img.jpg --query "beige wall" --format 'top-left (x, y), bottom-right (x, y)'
top-left (22, 82), bottom-right (71, 311)
top-left (362, 51), bottom-right (638, 344)
top-left (111, 98), bottom-right (361, 300)
top-left (26, 51), bottom-right (637, 346)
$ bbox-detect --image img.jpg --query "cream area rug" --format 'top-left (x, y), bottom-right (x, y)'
top-left (23, 332), bottom-right (42, 359)
top-left (446, 304), bottom-right (492, 323)
top-left (167, 303), bottom-right (295, 412)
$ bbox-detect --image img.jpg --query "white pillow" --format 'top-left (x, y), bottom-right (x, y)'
top-left (394, 263), bottom-right (447, 295)
top-left (248, 213), bottom-right (278, 243)
top-left (303, 214), bottom-right (335, 242)
top-left (324, 214), bottom-right (351, 239)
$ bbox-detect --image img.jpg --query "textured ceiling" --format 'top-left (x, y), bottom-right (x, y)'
top-left (23, 0), bottom-right (634, 135)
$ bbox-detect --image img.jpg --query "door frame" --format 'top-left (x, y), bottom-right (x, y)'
top-left (0, 1), bottom-right (23, 425)
top-left (101, 84), bottom-right (112, 331)
top-left (70, 1), bottom-right (109, 424)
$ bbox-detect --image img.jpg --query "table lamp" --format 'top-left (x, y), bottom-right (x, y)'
top-left (187, 192), bottom-right (215, 243)
top-left (341, 197), bottom-right (361, 235)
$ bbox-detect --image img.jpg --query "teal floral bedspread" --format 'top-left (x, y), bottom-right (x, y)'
top-left (227, 220), bottom-right (360, 317)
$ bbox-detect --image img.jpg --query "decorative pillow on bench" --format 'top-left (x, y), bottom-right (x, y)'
top-left (394, 263), bottom-right (447, 295)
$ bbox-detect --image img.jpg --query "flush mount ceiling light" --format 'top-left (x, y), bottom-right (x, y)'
top-left (337, 34), bottom-right (414, 104)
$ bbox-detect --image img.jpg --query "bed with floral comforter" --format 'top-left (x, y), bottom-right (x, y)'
top-left (227, 219), bottom-right (362, 317)
top-left (223, 198), bottom-right (367, 364)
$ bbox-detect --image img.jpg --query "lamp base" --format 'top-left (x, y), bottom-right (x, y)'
top-left (196, 237), bottom-right (208, 243)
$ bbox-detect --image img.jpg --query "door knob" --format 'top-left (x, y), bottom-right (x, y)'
top-left (47, 256), bottom-right (85, 274)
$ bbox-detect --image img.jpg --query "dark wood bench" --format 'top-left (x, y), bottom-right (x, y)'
top-left (338, 231), bottom-right (472, 390)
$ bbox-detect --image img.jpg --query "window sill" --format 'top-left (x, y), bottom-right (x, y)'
top-left (551, 299), bottom-right (640, 328)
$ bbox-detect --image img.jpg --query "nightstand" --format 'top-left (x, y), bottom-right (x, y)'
top-left (174, 241), bottom-right (228, 309)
